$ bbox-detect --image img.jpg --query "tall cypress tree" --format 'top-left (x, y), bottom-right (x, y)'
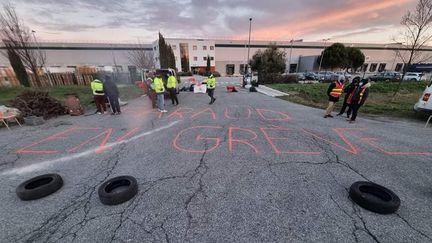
top-left (168, 45), bottom-right (176, 70)
top-left (205, 55), bottom-right (211, 75)
top-left (158, 32), bottom-right (176, 69)
top-left (5, 42), bottom-right (30, 87)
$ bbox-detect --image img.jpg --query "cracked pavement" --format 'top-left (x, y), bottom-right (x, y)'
top-left (1, 79), bottom-right (432, 242)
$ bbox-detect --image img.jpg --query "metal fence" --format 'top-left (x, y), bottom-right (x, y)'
top-left (0, 71), bottom-right (139, 87)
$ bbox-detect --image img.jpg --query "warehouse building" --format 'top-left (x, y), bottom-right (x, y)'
top-left (1, 38), bottom-right (432, 79)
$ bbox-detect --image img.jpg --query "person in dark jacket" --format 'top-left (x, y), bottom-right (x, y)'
top-left (103, 75), bottom-right (121, 115)
top-left (337, 76), bottom-right (360, 117)
top-left (346, 78), bottom-right (371, 123)
top-left (324, 76), bottom-right (344, 118)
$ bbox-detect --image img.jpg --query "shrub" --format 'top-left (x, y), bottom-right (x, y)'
top-left (259, 73), bottom-right (298, 84)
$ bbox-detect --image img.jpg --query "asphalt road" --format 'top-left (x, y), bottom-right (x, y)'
top-left (1, 80), bottom-right (432, 243)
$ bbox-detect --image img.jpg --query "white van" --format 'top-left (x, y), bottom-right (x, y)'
top-left (414, 80), bottom-right (432, 113)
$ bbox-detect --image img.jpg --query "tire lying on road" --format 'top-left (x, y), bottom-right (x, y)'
top-left (349, 181), bottom-right (400, 214)
top-left (98, 176), bottom-right (138, 205)
top-left (16, 174), bottom-right (63, 201)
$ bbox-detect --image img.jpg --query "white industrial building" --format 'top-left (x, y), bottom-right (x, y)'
top-left (1, 38), bottom-right (432, 78)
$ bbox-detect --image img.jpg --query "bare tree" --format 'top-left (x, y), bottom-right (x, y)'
top-left (393, 0), bottom-right (432, 97)
top-left (128, 41), bottom-right (155, 71)
top-left (0, 3), bottom-right (46, 86)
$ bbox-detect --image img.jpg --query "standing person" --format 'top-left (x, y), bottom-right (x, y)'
top-left (103, 75), bottom-right (121, 115)
top-left (91, 77), bottom-right (106, 114)
top-left (153, 74), bottom-right (167, 113)
top-left (206, 74), bottom-right (216, 104)
top-left (347, 78), bottom-right (371, 123)
top-left (324, 76), bottom-right (344, 118)
top-left (147, 74), bottom-right (157, 109)
top-left (167, 72), bottom-right (179, 105)
top-left (337, 76), bottom-right (360, 117)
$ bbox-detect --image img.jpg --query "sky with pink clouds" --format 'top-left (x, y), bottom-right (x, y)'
top-left (6, 0), bottom-right (417, 43)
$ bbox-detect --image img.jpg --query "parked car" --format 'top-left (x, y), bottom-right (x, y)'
top-left (295, 72), bottom-right (306, 81)
top-left (403, 72), bottom-right (423, 81)
top-left (369, 71), bottom-right (402, 81)
top-left (334, 71), bottom-right (352, 79)
top-left (304, 72), bottom-right (318, 80)
top-left (414, 80), bottom-right (432, 113)
top-left (317, 71), bottom-right (336, 81)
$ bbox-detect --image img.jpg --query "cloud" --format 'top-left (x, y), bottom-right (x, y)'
top-left (329, 27), bottom-right (389, 40)
top-left (8, 0), bottom-right (417, 42)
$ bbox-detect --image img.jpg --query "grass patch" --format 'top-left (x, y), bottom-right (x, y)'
top-left (269, 81), bottom-right (431, 120)
top-left (0, 85), bottom-right (143, 107)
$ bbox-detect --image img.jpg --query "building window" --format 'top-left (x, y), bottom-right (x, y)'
top-left (361, 64), bottom-right (368, 72)
top-left (193, 56), bottom-right (198, 61)
top-left (395, 63), bottom-right (403, 72)
top-left (226, 64), bottom-right (235, 75)
top-left (203, 46), bottom-right (207, 50)
top-left (378, 63), bottom-right (386, 72)
top-left (210, 56), bottom-right (214, 61)
top-left (369, 63), bottom-right (378, 72)
top-left (179, 43), bottom-right (190, 72)
top-left (203, 56), bottom-right (207, 61)
top-left (172, 45), bottom-right (176, 50)
top-left (210, 46), bottom-right (214, 50)
top-left (193, 45), bottom-right (197, 50)
top-left (240, 64), bottom-right (246, 75)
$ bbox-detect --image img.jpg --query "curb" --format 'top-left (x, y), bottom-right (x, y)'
top-left (255, 85), bottom-right (289, 97)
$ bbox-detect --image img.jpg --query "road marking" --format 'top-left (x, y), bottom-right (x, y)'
top-left (2, 121), bottom-right (179, 176)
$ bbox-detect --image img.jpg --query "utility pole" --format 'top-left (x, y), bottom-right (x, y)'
top-left (318, 38), bottom-right (330, 74)
top-left (288, 40), bottom-right (293, 73)
top-left (247, 17), bottom-right (252, 74)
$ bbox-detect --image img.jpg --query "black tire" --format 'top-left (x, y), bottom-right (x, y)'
top-left (98, 176), bottom-right (138, 205)
top-left (16, 174), bottom-right (63, 201)
top-left (349, 181), bottom-right (400, 214)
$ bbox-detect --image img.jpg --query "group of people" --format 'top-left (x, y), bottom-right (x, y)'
top-left (325, 76), bottom-right (371, 123)
top-left (90, 75), bottom-right (121, 115)
top-left (147, 72), bottom-right (217, 113)
top-left (146, 72), bottom-right (180, 113)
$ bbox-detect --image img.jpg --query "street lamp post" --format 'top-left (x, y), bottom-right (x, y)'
top-left (318, 38), bottom-right (330, 74)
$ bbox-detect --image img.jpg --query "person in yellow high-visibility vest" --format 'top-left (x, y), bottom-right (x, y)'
top-left (167, 73), bottom-right (179, 105)
top-left (324, 76), bottom-right (344, 118)
top-left (206, 74), bottom-right (216, 104)
top-left (153, 74), bottom-right (167, 112)
top-left (91, 77), bottom-right (106, 114)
